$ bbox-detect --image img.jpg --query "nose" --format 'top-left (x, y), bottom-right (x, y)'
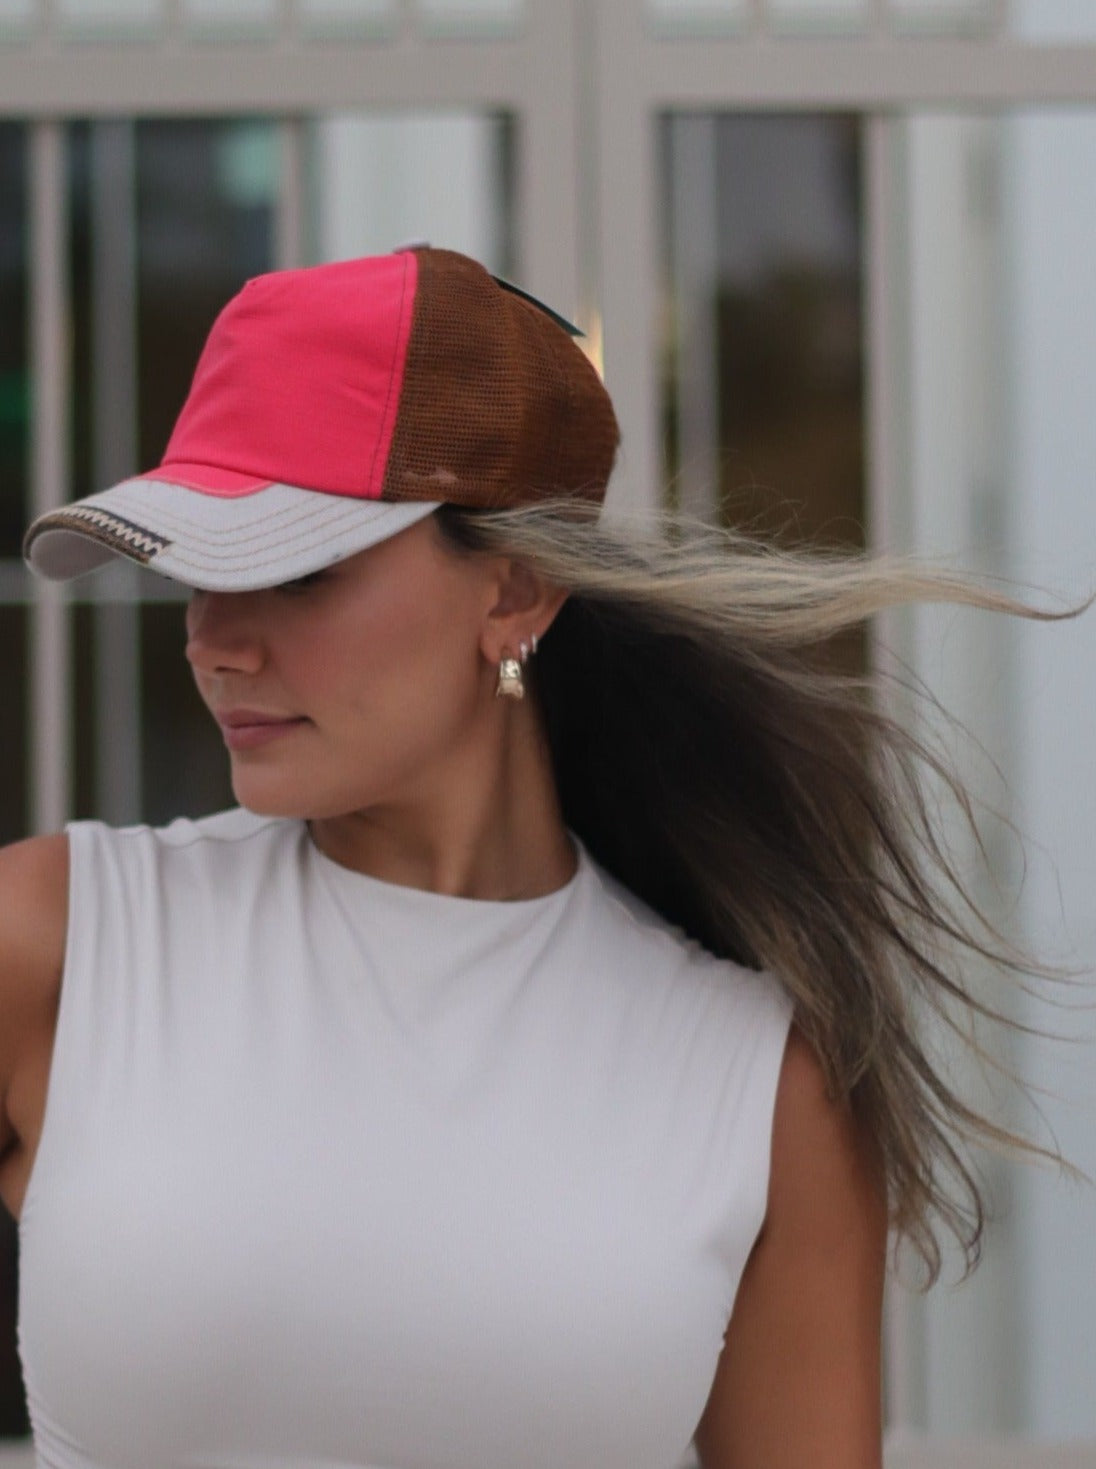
top-left (185, 590), bottom-right (265, 675)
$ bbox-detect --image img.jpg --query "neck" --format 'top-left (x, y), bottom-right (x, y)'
top-left (306, 698), bottom-right (575, 901)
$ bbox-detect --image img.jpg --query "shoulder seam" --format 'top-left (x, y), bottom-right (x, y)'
top-left (69, 812), bottom-right (293, 853)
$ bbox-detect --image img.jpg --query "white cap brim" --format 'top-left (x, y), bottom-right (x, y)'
top-left (23, 478), bottom-right (441, 592)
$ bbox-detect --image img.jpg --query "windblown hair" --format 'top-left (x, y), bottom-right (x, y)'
top-left (436, 499), bottom-right (1083, 1286)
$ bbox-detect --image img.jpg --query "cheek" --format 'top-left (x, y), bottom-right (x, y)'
top-left (325, 597), bottom-right (485, 741)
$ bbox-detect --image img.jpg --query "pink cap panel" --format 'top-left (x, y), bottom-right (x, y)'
top-left (158, 251), bottom-right (420, 500)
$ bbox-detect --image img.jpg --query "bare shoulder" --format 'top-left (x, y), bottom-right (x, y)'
top-left (767, 1025), bottom-right (887, 1241)
top-left (0, 834), bottom-right (69, 1103)
top-left (694, 1025), bottom-right (888, 1469)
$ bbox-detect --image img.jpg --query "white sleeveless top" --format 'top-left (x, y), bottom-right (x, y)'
top-left (18, 808), bottom-right (792, 1469)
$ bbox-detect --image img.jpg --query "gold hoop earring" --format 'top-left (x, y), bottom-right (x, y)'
top-left (495, 655), bottom-right (525, 700)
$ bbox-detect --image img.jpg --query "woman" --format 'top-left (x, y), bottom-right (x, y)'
top-left (0, 246), bottom-right (1066, 1469)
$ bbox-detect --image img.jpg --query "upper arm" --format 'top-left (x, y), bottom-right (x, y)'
top-left (694, 1025), bottom-right (888, 1469)
top-left (0, 834), bottom-right (69, 1159)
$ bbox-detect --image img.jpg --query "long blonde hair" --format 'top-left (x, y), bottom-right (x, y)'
top-left (437, 499), bottom-right (1087, 1285)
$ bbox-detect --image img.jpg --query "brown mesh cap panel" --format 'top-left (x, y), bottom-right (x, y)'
top-left (382, 249), bottom-right (619, 508)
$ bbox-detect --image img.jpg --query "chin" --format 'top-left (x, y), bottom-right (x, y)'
top-left (229, 769), bottom-right (322, 821)
top-left (228, 766), bottom-right (375, 823)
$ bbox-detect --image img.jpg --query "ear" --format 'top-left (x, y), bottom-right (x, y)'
top-left (480, 559), bottom-right (568, 665)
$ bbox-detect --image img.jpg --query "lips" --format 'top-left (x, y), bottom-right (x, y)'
top-left (218, 709), bottom-right (299, 729)
top-left (215, 709), bottom-right (310, 751)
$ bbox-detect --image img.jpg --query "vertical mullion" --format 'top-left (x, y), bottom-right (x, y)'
top-left (864, 110), bottom-right (926, 1438)
top-left (594, 0), bottom-right (660, 518)
top-left (574, 0), bottom-right (602, 341)
top-left (668, 114), bottom-right (721, 523)
top-left (276, 116), bottom-right (309, 271)
top-left (28, 118), bottom-right (72, 837)
top-left (520, 0), bottom-right (582, 320)
top-left (91, 119), bottom-right (142, 826)
top-left (864, 113), bottom-right (900, 560)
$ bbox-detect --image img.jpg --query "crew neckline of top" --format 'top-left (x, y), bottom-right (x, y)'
top-left (303, 824), bottom-right (587, 913)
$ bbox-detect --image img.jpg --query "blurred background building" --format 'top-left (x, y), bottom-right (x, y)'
top-left (1, 0), bottom-right (1094, 1463)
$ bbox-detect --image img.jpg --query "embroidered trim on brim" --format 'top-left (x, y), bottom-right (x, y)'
top-left (30, 505), bottom-right (170, 564)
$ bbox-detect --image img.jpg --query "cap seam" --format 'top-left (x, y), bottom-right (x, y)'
top-left (366, 250), bottom-right (415, 498)
top-left (148, 462), bottom-right (276, 495)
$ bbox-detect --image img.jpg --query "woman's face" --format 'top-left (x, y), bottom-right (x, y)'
top-left (184, 516), bottom-right (506, 821)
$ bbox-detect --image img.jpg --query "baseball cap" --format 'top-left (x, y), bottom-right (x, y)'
top-left (22, 246), bottom-right (620, 592)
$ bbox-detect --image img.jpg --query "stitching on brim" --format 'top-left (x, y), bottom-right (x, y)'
top-left (157, 511), bottom-right (429, 574)
top-left (102, 485), bottom-right (423, 554)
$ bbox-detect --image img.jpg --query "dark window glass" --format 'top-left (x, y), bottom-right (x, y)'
top-left (0, 605), bottom-right (28, 849)
top-left (0, 1206), bottom-right (27, 1436)
top-left (660, 112), bottom-right (864, 668)
top-left (0, 602), bottom-right (29, 1441)
top-left (136, 118), bottom-right (278, 469)
top-left (141, 599), bottom-right (234, 826)
top-left (71, 119), bottom-right (276, 823)
top-left (660, 114), bottom-right (864, 539)
top-left (0, 124), bottom-right (27, 560)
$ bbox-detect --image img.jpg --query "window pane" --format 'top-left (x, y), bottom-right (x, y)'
top-left (311, 110), bottom-right (515, 276)
top-left (660, 104), bottom-right (1096, 1444)
top-left (0, 125), bottom-right (26, 560)
top-left (989, 110), bottom-right (1096, 1438)
top-left (660, 113), bottom-right (864, 547)
top-left (0, 1205), bottom-right (29, 1437)
top-left (0, 606), bottom-right (27, 848)
top-left (659, 113), bottom-right (864, 682)
top-left (135, 119), bottom-right (278, 476)
top-left (1009, 0), bottom-right (1096, 41)
top-left (64, 119), bottom-right (276, 825)
top-left (0, 127), bottom-right (27, 1458)
top-left (0, 0), bottom-right (33, 42)
top-left (132, 118), bottom-right (275, 821)
top-left (871, 108), bottom-right (1096, 1441)
top-left (140, 599), bottom-right (234, 826)
top-left (0, 605), bottom-right (29, 1433)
